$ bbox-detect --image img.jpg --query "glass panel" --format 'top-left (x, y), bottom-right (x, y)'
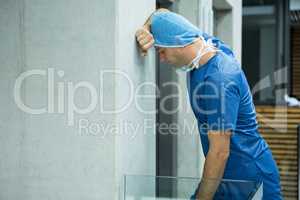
top-left (124, 175), bottom-right (263, 200)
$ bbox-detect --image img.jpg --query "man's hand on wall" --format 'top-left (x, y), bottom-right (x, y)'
top-left (135, 26), bottom-right (154, 56)
top-left (135, 8), bottom-right (170, 56)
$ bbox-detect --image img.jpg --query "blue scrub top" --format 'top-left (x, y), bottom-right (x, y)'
top-left (187, 49), bottom-right (272, 178)
top-left (187, 36), bottom-right (282, 199)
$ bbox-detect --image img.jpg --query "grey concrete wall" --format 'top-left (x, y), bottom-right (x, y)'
top-left (0, 1), bottom-right (25, 199)
top-left (0, 0), bottom-right (156, 199)
top-left (214, 9), bottom-right (233, 50)
top-left (226, 0), bottom-right (242, 63)
top-left (198, 0), bottom-right (214, 35)
top-left (213, 0), bottom-right (242, 63)
top-left (115, 0), bottom-right (156, 199)
top-left (1, 0), bottom-right (116, 199)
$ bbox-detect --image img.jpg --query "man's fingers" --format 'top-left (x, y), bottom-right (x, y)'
top-left (137, 32), bottom-right (153, 43)
top-left (136, 35), bottom-right (145, 43)
top-left (136, 28), bottom-right (152, 39)
top-left (136, 33), bottom-right (154, 51)
top-left (137, 33), bottom-right (150, 42)
top-left (141, 39), bottom-right (154, 50)
top-left (140, 39), bottom-right (154, 51)
top-left (135, 28), bottom-right (146, 37)
top-left (135, 27), bottom-right (154, 55)
top-left (138, 35), bottom-right (153, 46)
top-left (135, 28), bottom-right (150, 38)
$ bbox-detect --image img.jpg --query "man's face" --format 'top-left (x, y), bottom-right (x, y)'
top-left (156, 47), bottom-right (186, 67)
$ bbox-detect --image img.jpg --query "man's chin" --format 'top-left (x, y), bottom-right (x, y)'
top-left (166, 61), bottom-right (180, 67)
top-left (164, 61), bottom-right (176, 66)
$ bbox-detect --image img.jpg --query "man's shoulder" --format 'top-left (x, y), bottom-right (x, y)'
top-left (205, 68), bottom-right (242, 85)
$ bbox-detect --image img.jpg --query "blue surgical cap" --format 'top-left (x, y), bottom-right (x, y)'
top-left (150, 11), bottom-right (203, 48)
top-left (150, 11), bottom-right (236, 58)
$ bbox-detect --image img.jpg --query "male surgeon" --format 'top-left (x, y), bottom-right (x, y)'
top-left (135, 10), bottom-right (282, 200)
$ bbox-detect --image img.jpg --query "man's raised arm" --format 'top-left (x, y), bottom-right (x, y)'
top-left (135, 8), bottom-right (169, 56)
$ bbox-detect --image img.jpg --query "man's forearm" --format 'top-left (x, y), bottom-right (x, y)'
top-left (196, 150), bottom-right (229, 200)
top-left (143, 8), bottom-right (170, 29)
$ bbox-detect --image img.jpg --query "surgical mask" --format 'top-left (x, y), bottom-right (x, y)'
top-left (176, 37), bottom-right (218, 73)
